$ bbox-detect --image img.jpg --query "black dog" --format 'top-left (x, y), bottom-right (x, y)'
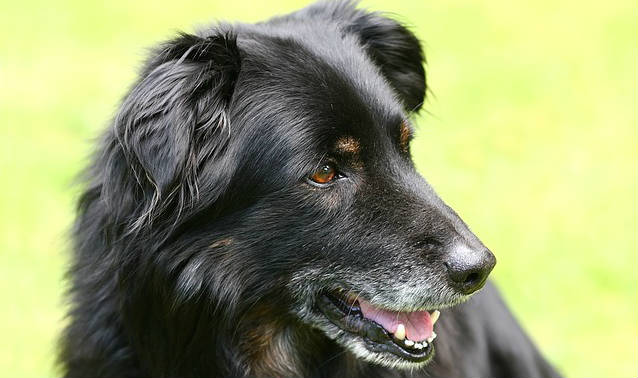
top-left (59, 1), bottom-right (562, 377)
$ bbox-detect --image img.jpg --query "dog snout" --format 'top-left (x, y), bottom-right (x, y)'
top-left (444, 244), bottom-right (496, 295)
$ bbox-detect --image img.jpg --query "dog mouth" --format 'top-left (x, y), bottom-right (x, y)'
top-left (316, 289), bottom-right (440, 363)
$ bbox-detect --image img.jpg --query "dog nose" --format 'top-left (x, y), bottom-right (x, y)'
top-left (444, 244), bottom-right (496, 295)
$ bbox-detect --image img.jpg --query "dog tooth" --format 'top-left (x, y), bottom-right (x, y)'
top-left (394, 324), bottom-right (406, 340)
top-left (426, 331), bottom-right (437, 343)
top-left (404, 339), bottom-right (414, 347)
top-left (414, 342), bottom-right (423, 349)
top-left (422, 341), bottom-right (428, 348)
top-left (431, 310), bottom-right (440, 325)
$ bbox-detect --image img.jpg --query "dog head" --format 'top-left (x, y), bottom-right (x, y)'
top-left (105, 1), bottom-right (495, 372)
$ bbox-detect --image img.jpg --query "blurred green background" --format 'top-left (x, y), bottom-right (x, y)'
top-left (1, 0), bottom-right (636, 376)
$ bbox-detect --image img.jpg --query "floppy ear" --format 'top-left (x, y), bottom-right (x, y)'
top-left (113, 31), bottom-right (241, 224)
top-left (346, 10), bottom-right (426, 112)
top-left (301, 1), bottom-right (426, 112)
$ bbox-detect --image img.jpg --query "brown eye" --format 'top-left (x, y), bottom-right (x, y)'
top-left (310, 164), bottom-right (337, 185)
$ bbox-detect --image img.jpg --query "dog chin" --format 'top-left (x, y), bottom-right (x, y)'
top-left (343, 331), bottom-right (434, 370)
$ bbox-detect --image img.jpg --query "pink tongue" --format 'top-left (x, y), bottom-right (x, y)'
top-left (359, 299), bottom-right (432, 342)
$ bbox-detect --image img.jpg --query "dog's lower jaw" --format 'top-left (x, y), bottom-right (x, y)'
top-left (313, 320), bottom-right (435, 371)
top-left (294, 304), bottom-right (435, 372)
top-left (338, 332), bottom-right (434, 371)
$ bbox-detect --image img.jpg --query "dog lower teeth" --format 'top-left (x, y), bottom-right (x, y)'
top-left (397, 336), bottom-right (429, 352)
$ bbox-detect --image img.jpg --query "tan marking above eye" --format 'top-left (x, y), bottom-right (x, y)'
top-left (399, 120), bottom-right (412, 152)
top-left (335, 136), bottom-right (360, 154)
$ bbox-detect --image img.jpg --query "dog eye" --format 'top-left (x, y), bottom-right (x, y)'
top-left (309, 164), bottom-right (338, 185)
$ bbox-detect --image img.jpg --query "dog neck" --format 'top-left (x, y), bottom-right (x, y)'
top-left (241, 320), bottom-right (304, 377)
top-left (236, 308), bottom-right (364, 377)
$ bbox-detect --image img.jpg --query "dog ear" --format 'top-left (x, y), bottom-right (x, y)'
top-left (347, 11), bottom-right (426, 112)
top-left (113, 31), bottom-right (240, 226)
top-left (300, 1), bottom-right (426, 112)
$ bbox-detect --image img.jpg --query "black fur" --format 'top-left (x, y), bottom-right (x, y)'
top-left (59, 1), bottom-right (562, 377)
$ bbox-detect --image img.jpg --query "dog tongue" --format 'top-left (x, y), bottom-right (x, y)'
top-left (358, 299), bottom-right (432, 342)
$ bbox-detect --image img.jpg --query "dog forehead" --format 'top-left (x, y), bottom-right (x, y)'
top-left (237, 21), bottom-right (403, 113)
top-left (232, 27), bottom-right (406, 154)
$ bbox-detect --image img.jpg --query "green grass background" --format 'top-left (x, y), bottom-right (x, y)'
top-left (1, 0), bottom-right (636, 376)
